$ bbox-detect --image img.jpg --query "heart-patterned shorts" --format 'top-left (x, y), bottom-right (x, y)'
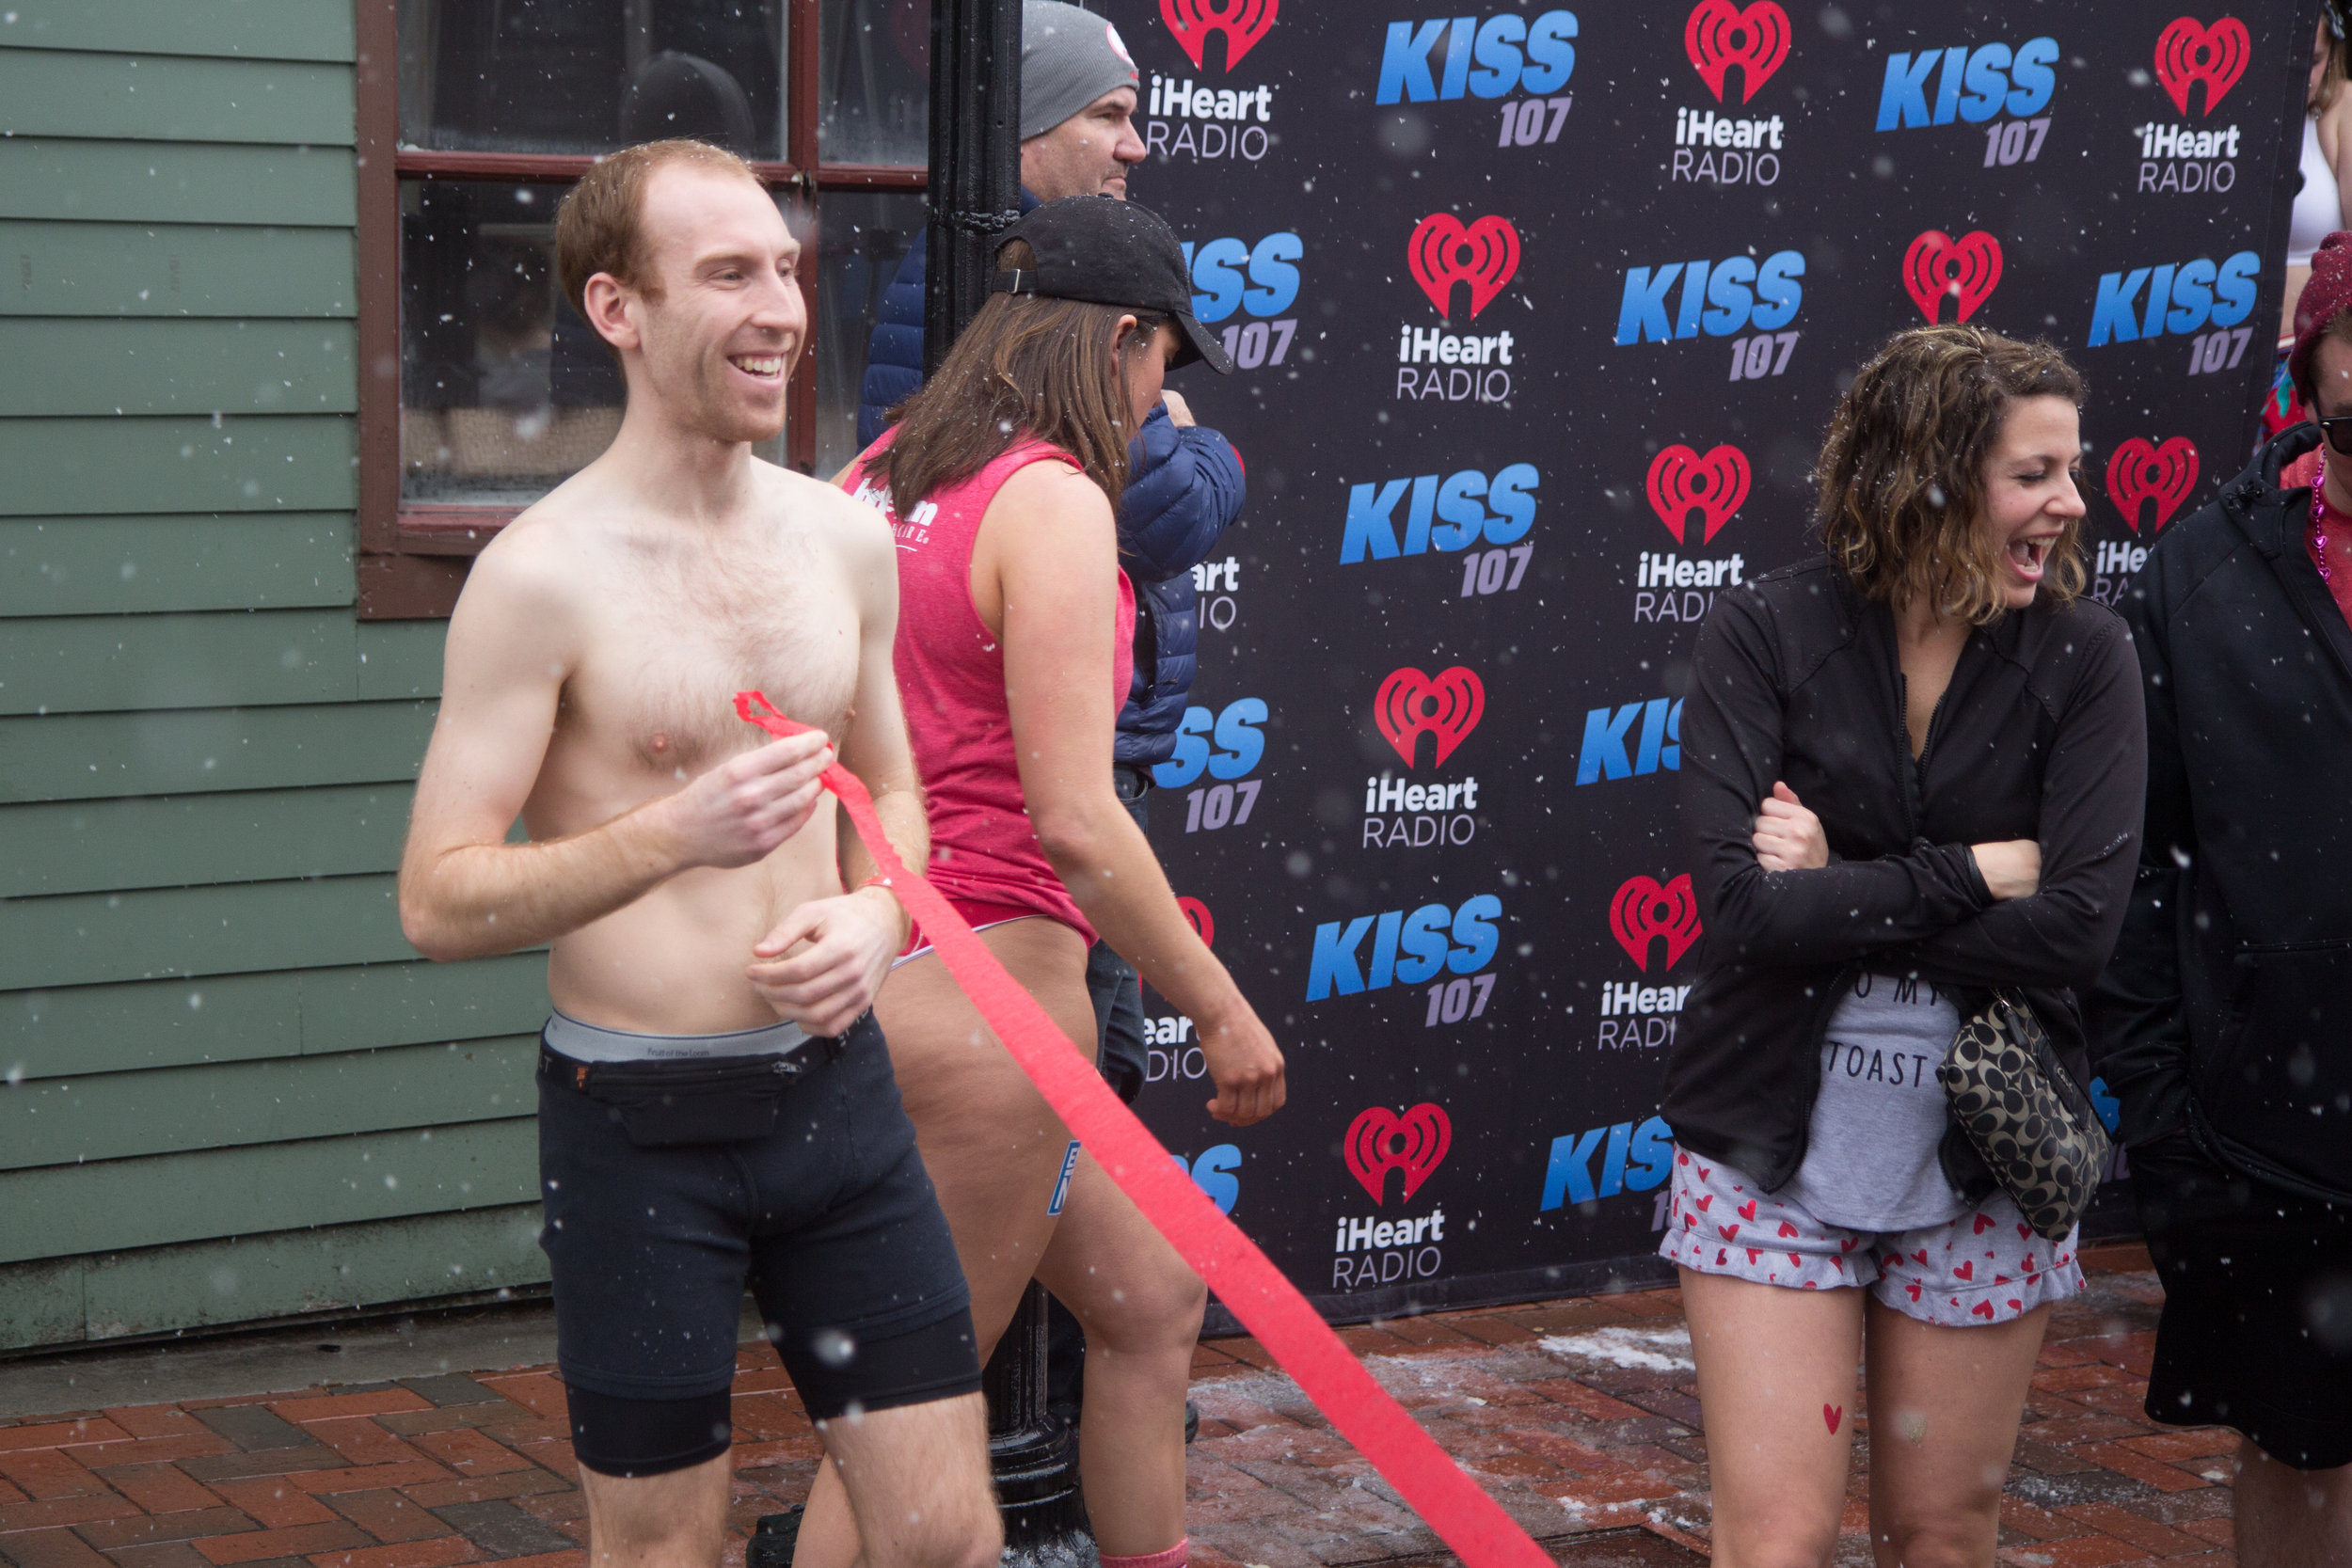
top-left (1656, 1145), bottom-right (2084, 1327)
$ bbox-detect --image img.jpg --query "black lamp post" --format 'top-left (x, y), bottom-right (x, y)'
top-left (750, 0), bottom-right (1091, 1560)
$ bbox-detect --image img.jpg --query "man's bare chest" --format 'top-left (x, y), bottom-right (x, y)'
top-left (564, 564), bottom-right (861, 778)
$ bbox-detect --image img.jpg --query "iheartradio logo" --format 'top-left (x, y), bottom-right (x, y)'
top-left (1158, 0), bottom-right (1277, 71)
top-left (1611, 874), bottom-right (1702, 972)
top-left (1646, 444), bottom-right (1751, 546)
top-left (1375, 666), bottom-right (1485, 768)
top-left (1685, 0), bottom-right (1790, 104)
top-left (2106, 436), bottom-right (2199, 533)
top-left (1177, 896), bottom-right (1216, 947)
top-left (1343, 1102), bottom-right (1452, 1205)
top-left (2154, 16), bottom-right (2249, 117)
top-left (1902, 230), bottom-right (2003, 325)
top-left (1406, 214), bottom-right (1521, 321)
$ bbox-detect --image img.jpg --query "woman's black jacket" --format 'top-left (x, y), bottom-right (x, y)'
top-left (2086, 423), bottom-right (2352, 1204)
top-left (1662, 558), bottom-right (2146, 1196)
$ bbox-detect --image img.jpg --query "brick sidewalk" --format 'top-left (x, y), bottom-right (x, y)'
top-left (0, 1244), bottom-right (2235, 1568)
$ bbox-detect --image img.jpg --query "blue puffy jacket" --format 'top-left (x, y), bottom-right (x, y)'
top-left (857, 210), bottom-right (1245, 768)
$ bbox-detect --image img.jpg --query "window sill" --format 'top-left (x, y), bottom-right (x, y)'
top-left (356, 509), bottom-right (516, 620)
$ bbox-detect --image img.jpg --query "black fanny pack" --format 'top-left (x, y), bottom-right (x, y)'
top-left (540, 1043), bottom-right (828, 1147)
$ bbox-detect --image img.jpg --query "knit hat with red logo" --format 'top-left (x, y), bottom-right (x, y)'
top-left (2289, 230), bottom-right (2352, 404)
top-left (1021, 1), bottom-right (1139, 140)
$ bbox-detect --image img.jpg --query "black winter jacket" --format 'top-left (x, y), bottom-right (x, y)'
top-left (1664, 558), bottom-right (2146, 1195)
top-left (2087, 423), bottom-right (2352, 1202)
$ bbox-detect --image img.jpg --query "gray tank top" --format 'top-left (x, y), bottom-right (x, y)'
top-left (1779, 972), bottom-right (1966, 1232)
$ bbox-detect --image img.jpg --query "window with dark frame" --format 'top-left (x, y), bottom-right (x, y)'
top-left (356, 0), bottom-right (931, 618)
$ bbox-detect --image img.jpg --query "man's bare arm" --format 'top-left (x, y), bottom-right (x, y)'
top-left (832, 511), bottom-right (929, 942)
top-left (746, 489), bottom-right (927, 1032)
top-left (398, 534), bottom-right (834, 962)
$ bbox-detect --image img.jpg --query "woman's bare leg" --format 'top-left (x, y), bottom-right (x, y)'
top-left (1679, 1267), bottom-right (1865, 1568)
top-left (795, 919), bottom-right (1099, 1568)
top-left (1033, 1151), bottom-right (1206, 1555)
top-left (1862, 1299), bottom-right (2049, 1568)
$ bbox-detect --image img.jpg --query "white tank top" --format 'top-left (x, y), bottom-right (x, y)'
top-left (2290, 115), bottom-right (2343, 266)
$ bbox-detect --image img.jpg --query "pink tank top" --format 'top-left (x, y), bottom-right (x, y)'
top-left (844, 434), bottom-right (1136, 944)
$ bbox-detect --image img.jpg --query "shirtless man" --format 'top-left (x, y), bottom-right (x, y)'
top-left (397, 139), bottom-right (997, 1568)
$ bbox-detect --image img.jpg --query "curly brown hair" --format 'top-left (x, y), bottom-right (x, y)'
top-left (1817, 324), bottom-right (2086, 625)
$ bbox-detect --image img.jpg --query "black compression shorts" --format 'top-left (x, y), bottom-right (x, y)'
top-left (536, 1012), bottom-right (980, 1477)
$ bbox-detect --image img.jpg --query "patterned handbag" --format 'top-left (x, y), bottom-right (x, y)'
top-left (1937, 990), bottom-right (2111, 1243)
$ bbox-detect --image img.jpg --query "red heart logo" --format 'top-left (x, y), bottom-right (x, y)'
top-left (1911, 1250), bottom-right (1929, 1266)
top-left (2023, 1255), bottom-right (2036, 1272)
top-left (1406, 214), bottom-right (1521, 321)
top-left (1973, 1300), bottom-right (1996, 1319)
top-left (2154, 15), bottom-right (2250, 117)
top-left (1374, 666), bottom-right (1485, 768)
top-left (1995, 1275), bottom-right (2012, 1285)
top-left (1176, 896), bottom-right (1214, 948)
top-left (1645, 444), bottom-right (1752, 546)
top-left (1717, 1248), bottom-right (1729, 1264)
top-left (1698, 1166), bottom-right (1711, 1181)
top-left (1902, 230), bottom-right (2004, 325)
top-left (1839, 1237), bottom-right (1858, 1252)
top-left (1789, 1252), bottom-right (1804, 1268)
top-left (1953, 1260), bottom-right (1974, 1281)
top-left (1684, 1214), bottom-right (1697, 1229)
top-left (1822, 1403), bottom-right (1842, 1434)
top-left (2008, 1298), bottom-right (2024, 1311)
top-left (1719, 1223), bottom-right (1740, 1240)
top-left (1158, 0), bottom-right (1279, 71)
top-left (1684, 0), bottom-right (1792, 103)
top-left (1778, 1220), bottom-right (1800, 1238)
top-left (1610, 875), bottom-right (1704, 973)
top-left (1342, 1102), bottom-right (1452, 1205)
top-left (1906, 1283), bottom-right (1923, 1302)
top-left (1974, 1213), bottom-right (1995, 1235)
top-left (1738, 1199), bottom-right (1758, 1221)
top-left (1696, 1194), bottom-right (1714, 1211)
top-left (1746, 1247), bottom-right (1762, 1263)
top-left (1829, 1255), bottom-right (1844, 1272)
top-left (2106, 436), bottom-right (2200, 534)
top-left (2019, 1223), bottom-right (2033, 1240)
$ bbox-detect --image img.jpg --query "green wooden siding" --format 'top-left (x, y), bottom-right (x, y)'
top-left (0, 320), bottom-right (358, 417)
top-left (2, 222), bottom-right (358, 318)
top-left (0, 2), bottom-right (357, 63)
top-left (0, 7), bottom-right (554, 1348)
top-left (0, 515), bottom-right (357, 617)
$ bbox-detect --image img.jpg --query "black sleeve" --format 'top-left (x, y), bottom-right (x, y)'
top-left (1681, 587), bottom-right (1997, 968)
top-left (1868, 615), bottom-right (2149, 994)
top-left (2084, 574), bottom-right (2195, 1146)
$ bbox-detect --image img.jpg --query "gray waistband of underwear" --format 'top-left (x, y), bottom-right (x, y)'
top-left (542, 1009), bottom-right (815, 1064)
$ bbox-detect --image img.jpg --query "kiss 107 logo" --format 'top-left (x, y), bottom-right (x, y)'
top-left (1182, 231), bottom-right (1301, 370)
top-left (1375, 10), bottom-right (1579, 140)
top-left (1153, 697), bottom-right (1267, 837)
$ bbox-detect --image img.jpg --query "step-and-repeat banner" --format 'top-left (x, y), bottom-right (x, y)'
top-left (1099, 0), bottom-right (2312, 1324)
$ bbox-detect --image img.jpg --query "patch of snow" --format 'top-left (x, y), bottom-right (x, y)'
top-left (1536, 1323), bottom-right (1694, 1372)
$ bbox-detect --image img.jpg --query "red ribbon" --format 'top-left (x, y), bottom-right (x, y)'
top-left (734, 691), bottom-right (1548, 1568)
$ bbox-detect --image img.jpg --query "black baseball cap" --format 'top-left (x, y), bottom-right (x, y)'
top-left (993, 197), bottom-right (1234, 373)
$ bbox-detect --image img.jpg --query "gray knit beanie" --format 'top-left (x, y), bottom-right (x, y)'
top-left (1021, 1), bottom-right (1139, 139)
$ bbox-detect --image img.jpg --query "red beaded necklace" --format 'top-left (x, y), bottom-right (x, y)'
top-left (2320, 454), bottom-right (2338, 586)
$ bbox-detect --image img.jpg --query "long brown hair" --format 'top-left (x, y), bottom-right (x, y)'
top-left (874, 239), bottom-right (1164, 515)
top-left (1817, 324), bottom-right (2086, 625)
